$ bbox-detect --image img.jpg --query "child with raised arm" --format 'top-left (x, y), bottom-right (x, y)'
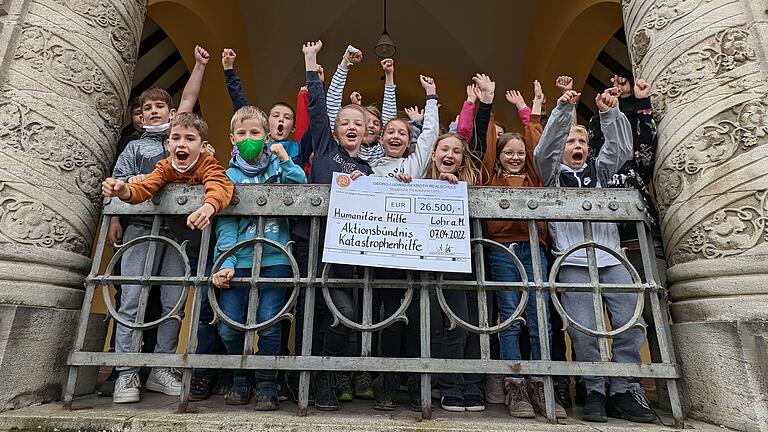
top-left (326, 45), bottom-right (397, 163)
top-left (423, 132), bottom-right (484, 413)
top-left (102, 111), bottom-right (234, 404)
top-left (484, 82), bottom-right (566, 419)
top-left (105, 46), bottom-right (215, 405)
top-left (221, 48), bottom-right (312, 165)
top-left (370, 75), bottom-right (439, 180)
top-left (365, 74), bottom-right (440, 411)
top-left (418, 74), bottom-right (494, 414)
top-left (202, 106), bottom-right (307, 410)
top-left (293, 40), bottom-right (372, 412)
top-left (533, 89), bottom-right (655, 424)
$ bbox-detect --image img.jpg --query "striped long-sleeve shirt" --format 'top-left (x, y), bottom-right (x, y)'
top-left (326, 64), bottom-right (398, 135)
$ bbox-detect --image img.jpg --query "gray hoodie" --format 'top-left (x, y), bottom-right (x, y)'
top-left (534, 101), bottom-right (632, 267)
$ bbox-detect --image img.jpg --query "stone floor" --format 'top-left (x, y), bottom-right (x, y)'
top-left (0, 392), bottom-right (733, 432)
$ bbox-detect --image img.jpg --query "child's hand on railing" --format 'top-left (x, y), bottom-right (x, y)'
top-left (211, 268), bottom-right (235, 289)
top-left (187, 203), bottom-right (215, 230)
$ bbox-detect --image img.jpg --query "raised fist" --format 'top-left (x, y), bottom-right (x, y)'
top-left (555, 76), bottom-right (573, 93)
top-left (194, 45), bottom-right (210, 65)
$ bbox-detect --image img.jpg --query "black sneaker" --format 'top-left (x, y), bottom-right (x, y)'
top-left (606, 389), bottom-right (656, 423)
top-left (582, 391), bottom-right (608, 422)
top-left (464, 393), bottom-right (486, 412)
top-left (336, 372), bottom-right (354, 402)
top-left (407, 375), bottom-right (421, 412)
top-left (354, 371), bottom-right (374, 400)
top-left (313, 371), bottom-right (339, 411)
top-left (374, 389), bottom-right (397, 411)
top-left (254, 381), bottom-right (280, 411)
top-left (188, 373), bottom-right (216, 401)
top-left (554, 376), bottom-right (572, 409)
top-left (441, 394), bottom-right (465, 412)
top-left (98, 379), bottom-right (116, 397)
top-left (225, 374), bottom-right (253, 405)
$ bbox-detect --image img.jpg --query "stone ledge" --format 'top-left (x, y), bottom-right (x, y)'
top-left (0, 393), bottom-right (732, 432)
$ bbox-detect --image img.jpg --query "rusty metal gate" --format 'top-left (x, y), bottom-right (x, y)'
top-left (63, 184), bottom-right (684, 426)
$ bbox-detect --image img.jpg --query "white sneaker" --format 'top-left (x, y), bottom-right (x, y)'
top-left (113, 372), bottom-right (141, 404)
top-left (145, 367), bottom-right (182, 396)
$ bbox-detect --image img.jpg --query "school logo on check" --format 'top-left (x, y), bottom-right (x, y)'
top-left (336, 174), bottom-right (352, 188)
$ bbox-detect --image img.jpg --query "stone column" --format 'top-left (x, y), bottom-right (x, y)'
top-left (622, 1), bottom-right (768, 430)
top-left (0, 0), bottom-right (145, 409)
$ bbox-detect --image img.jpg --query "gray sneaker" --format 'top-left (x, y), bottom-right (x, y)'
top-left (113, 373), bottom-right (141, 404)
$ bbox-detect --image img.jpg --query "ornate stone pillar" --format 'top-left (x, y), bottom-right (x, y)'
top-left (623, 1), bottom-right (768, 430)
top-left (0, 0), bottom-right (145, 409)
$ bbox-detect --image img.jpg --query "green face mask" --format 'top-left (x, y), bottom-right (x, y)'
top-left (235, 136), bottom-right (267, 160)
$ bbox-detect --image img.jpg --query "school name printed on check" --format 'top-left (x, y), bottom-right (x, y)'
top-left (323, 173), bottom-right (471, 273)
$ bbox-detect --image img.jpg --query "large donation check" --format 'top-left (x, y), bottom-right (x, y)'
top-left (323, 172), bottom-right (471, 273)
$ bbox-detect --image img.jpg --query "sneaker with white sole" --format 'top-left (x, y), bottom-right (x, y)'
top-left (145, 367), bottom-right (182, 396)
top-left (113, 372), bottom-right (141, 404)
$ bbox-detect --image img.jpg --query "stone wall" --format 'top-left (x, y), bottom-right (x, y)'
top-left (622, 1), bottom-right (768, 430)
top-left (0, 0), bottom-right (145, 409)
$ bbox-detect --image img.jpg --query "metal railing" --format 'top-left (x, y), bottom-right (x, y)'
top-left (63, 184), bottom-right (684, 426)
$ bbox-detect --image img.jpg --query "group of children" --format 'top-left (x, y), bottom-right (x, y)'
top-left (101, 40), bottom-right (659, 424)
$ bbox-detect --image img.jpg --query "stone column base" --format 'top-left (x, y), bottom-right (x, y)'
top-left (671, 321), bottom-right (768, 432)
top-left (0, 305), bottom-right (106, 410)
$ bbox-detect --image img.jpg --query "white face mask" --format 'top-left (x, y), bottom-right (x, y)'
top-left (143, 122), bottom-right (171, 133)
top-left (171, 153), bottom-right (200, 174)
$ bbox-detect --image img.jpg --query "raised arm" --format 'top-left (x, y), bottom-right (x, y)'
top-left (404, 106), bottom-right (424, 150)
top-left (531, 80), bottom-right (545, 116)
top-left (294, 86), bottom-right (309, 141)
top-left (457, 84), bottom-right (477, 142)
top-left (304, 40), bottom-right (334, 157)
top-left (327, 46), bottom-right (362, 128)
top-left (381, 58), bottom-right (397, 124)
top-left (630, 78), bottom-right (657, 184)
top-left (405, 75), bottom-right (439, 174)
top-left (534, 90), bottom-right (580, 186)
top-left (178, 45), bottom-right (210, 114)
top-left (594, 90), bottom-right (633, 185)
top-left (555, 76), bottom-right (578, 126)
top-left (505, 90), bottom-right (531, 128)
top-left (472, 73), bottom-right (495, 157)
top-left (482, 114), bottom-right (498, 176)
top-left (222, 48), bottom-right (250, 112)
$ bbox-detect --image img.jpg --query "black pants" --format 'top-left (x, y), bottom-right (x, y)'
top-left (293, 235), bottom-right (358, 357)
top-left (437, 273), bottom-right (484, 396)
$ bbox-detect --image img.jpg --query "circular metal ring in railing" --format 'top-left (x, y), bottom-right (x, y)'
top-left (207, 237), bottom-right (301, 333)
top-left (435, 238), bottom-right (530, 334)
top-left (101, 235), bottom-right (192, 330)
top-left (320, 263), bottom-right (413, 331)
top-left (548, 240), bottom-right (645, 338)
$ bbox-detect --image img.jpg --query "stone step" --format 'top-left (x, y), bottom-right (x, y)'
top-left (0, 393), bottom-right (731, 432)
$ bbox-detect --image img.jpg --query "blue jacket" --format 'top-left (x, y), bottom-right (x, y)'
top-left (214, 156), bottom-right (307, 270)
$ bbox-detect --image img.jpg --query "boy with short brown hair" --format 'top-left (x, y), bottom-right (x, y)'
top-left (103, 108), bottom-right (233, 404)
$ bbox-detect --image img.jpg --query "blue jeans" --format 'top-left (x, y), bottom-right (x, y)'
top-left (489, 243), bottom-right (552, 376)
top-left (205, 265), bottom-right (289, 380)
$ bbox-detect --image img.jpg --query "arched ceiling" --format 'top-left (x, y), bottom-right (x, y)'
top-left (144, 0), bottom-right (627, 156)
top-left (238, 0), bottom-right (538, 123)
